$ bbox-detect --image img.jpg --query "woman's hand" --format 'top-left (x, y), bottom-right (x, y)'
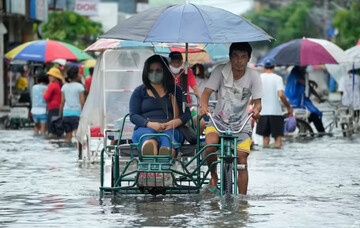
top-left (164, 119), bottom-right (182, 131)
top-left (146, 122), bottom-right (166, 132)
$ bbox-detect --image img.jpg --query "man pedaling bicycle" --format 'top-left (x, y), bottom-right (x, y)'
top-left (200, 42), bottom-right (262, 195)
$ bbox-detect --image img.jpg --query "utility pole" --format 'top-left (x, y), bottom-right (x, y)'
top-left (323, 0), bottom-right (328, 39)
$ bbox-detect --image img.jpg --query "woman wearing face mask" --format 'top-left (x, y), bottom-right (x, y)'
top-left (129, 55), bottom-right (191, 157)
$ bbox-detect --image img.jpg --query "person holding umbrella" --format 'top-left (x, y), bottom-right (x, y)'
top-left (200, 42), bottom-right (262, 195)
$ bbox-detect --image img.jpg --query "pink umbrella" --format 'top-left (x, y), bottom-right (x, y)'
top-left (258, 37), bottom-right (349, 66)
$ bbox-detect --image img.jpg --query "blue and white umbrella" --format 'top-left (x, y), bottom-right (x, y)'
top-left (100, 3), bottom-right (273, 44)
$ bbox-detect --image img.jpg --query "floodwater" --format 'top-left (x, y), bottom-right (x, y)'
top-left (0, 129), bottom-right (359, 227)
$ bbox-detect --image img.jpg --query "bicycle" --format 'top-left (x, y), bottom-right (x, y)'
top-left (99, 111), bottom-right (254, 197)
top-left (286, 101), bottom-right (338, 138)
top-left (206, 112), bottom-right (254, 195)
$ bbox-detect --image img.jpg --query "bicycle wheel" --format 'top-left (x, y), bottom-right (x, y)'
top-left (296, 119), bottom-right (314, 137)
top-left (223, 162), bottom-right (233, 195)
top-left (341, 123), bottom-right (353, 137)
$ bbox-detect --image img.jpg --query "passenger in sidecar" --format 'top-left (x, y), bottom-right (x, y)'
top-left (129, 55), bottom-right (191, 157)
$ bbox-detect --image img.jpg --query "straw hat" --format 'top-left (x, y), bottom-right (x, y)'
top-left (83, 59), bottom-right (96, 68)
top-left (47, 68), bottom-right (63, 80)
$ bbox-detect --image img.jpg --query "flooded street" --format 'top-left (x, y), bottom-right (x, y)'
top-left (1, 129), bottom-right (359, 227)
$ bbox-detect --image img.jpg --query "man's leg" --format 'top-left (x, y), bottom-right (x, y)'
top-left (237, 151), bottom-right (249, 195)
top-left (204, 129), bottom-right (219, 189)
top-left (256, 116), bottom-right (271, 147)
top-left (263, 136), bottom-right (270, 147)
top-left (271, 116), bottom-right (285, 148)
top-left (309, 113), bottom-right (325, 132)
top-left (274, 136), bottom-right (282, 148)
top-left (236, 137), bottom-right (252, 195)
top-left (304, 99), bottom-right (325, 133)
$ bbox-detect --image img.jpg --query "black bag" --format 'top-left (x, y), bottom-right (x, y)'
top-left (50, 116), bottom-right (64, 137)
top-left (177, 124), bottom-right (197, 144)
top-left (149, 87), bottom-right (197, 145)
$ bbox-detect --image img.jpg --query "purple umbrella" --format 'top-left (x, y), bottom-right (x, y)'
top-left (258, 38), bottom-right (348, 66)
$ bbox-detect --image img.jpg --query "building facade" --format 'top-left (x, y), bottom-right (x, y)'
top-left (0, 0), bottom-right (48, 108)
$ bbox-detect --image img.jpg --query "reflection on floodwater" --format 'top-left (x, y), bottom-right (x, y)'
top-left (0, 130), bottom-right (359, 227)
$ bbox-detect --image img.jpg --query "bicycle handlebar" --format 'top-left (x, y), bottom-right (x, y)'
top-left (207, 112), bottom-right (254, 134)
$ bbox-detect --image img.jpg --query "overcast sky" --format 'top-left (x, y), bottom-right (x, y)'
top-left (149, 0), bottom-right (254, 15)
top-left (187, 0), bottom-right (254, 15)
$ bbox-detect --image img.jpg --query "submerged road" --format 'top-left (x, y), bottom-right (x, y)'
top-left (0, 129), bottom-right (359, 227)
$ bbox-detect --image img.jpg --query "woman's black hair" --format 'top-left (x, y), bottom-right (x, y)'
top-left (193, 63), bottom-right (205, 79)
top-left (36, 72), bottom-right (49, 84)
top-left (66, 66), bottom-right (79, 81)
top-left (142, 55), bottom-right (175, 92)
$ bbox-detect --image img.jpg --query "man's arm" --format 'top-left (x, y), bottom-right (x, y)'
top-left (278, 90), bottom-right (293, 116)
top-left (251, 98), bottom-right (261, 119)
top-left (200, 87), bottom-right (213, 116)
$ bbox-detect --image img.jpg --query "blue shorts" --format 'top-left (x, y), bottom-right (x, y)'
top-left (32, 114), bottom-right (47, 123)
top-left (132, 127), bottom-right (184, 150)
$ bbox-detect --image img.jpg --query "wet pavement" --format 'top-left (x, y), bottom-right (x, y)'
top-left (0, 129), bottom-right (359, 227)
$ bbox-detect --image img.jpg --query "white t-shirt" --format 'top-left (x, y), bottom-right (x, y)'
top-left (260, 72), bottom-right (284, 115)
top-left (338, 74), bottom-right (360, 110)
top-left (205, 62), bottom-right (262, 132)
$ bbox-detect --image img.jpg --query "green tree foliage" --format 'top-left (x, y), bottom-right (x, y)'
top-left (41, 11), bottom-right (103, 49)
top-left (333, 2), bottom-right (360, 49)
top-left (244, 1), bottom-right (318, 48)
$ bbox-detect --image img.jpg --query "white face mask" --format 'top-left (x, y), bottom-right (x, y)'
top-left (170, 64), bottom-right (183, 74)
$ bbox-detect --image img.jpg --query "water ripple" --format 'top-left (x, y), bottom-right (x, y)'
top-left (0, 130), bottom-right (360, 227)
